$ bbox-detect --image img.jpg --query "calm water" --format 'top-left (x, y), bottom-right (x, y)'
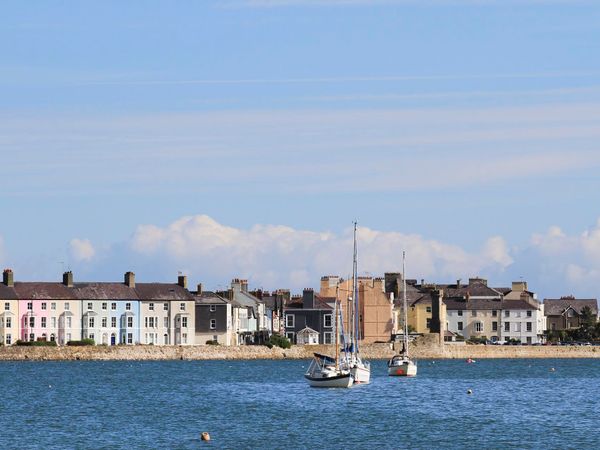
top-left (1, 358), bottom-right (599, 449)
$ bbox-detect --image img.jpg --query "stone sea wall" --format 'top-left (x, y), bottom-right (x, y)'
top-left (2, 336), bottom-right (600, 361)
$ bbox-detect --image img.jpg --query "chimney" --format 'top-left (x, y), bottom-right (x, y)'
top-left (3, 269), bottom-right (14, 287)
top-left (457, 279), bottom-right (461, 289)
top-left (178, 275), bottom-right (188, 289)
top-left (197, 283), bottom-right (203, 296)
top-left (373, 277), bottom-right (385, 292)
top-left (469, 277), bottom-right (487, 286)
top-left (512, 281), bottom-right (527, 292)
top-left (124, 271), bottom-right (135, 288)
top-left (231, 279), bottom-right (241, 292)
top-left (303, 288), bottom-right (315, 309)
top-left (240, 279), bottom-right (248, 292)
top-left (384, 272), bottom-right (401, 295)
top-left (62, 271), bottom-right (73, 287)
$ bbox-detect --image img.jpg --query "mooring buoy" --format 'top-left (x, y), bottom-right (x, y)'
top-left (201, 432), bottom-right (211, 442)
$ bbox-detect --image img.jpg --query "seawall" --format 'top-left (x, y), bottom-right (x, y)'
top-left (2, 334), bottom-right (600, 361)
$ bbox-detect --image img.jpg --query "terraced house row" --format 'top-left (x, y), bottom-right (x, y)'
top-left (0, 269), bottom-right (195, 346)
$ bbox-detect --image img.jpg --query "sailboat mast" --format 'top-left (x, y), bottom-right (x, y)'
top-left (403, 250), bottom-right (409, 357)
top-left (335, 289), bottom-right (339, 369)
top-left (353, 221), bottom-right (359, 354)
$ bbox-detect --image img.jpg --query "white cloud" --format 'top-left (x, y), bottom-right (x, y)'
top-left (529, 219), bottom-right (600, 289)
top-left (69, 238), bottom-right (96, 262)
top-left (129, 214), bottom-right (512, 289)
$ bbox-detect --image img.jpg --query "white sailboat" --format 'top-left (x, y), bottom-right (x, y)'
top-left (344, 222), bottom-right (371, 384)
top-left (305, 298), bottom-right (353, 388)
top-left (388, 251), bottom-right (418, 377)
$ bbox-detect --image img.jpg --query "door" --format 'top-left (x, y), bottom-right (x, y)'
top-left (111, 333), bottom-right (116, 345)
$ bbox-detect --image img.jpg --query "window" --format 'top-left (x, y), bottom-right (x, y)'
top-left (29, 317), bottom-right (35, 327)
top-left (6, 317), bottom-right (11, 328)
top-left (492, 310), bottom-right (497, 317)
top-left (126, 303), bottom-right (131, 311)
top-left (149, 303), bottom-right (154, 311)
top-left (89, 317), bottom-right (95, 328)
top-left (5, 334), bottom-right (11, 345)
top-left (182, 333), bottom-right (188, 344)
top-left (29, 333), bottom-right (35, 341)
top-left (102, 317), bottom-right (107, 328)
top-left (210, 319), bottom-right (216, 330)
top-left (67, 333), bottom-right (71, 342)
top-left (111, 303), bottom-right (116, 310)
top-left (286, 314), bottom-right (295, 328)
top-left (51, 317), bottom-right (56, 328)
top-left (286, 332), bottom-right (295, 343)
top-left (324, 314), bottom-right (333, 328)
top-left (64, 302), bottom-right (70, 311)
top-left (471, 310), bottom-right (477, 317)
top-left (102, 302), bottom-right (107, 310)
top-left (27, 302), bottom-right (32, 310)
top-left (87, 302), bottom-right (93, 311)
top-left (324, 332), bottom-right (333, 344)
top-left (4, 302), bottom-right (9, 311)
top-left (426, 306), bottom-right (432, 313)
top-left (209, 305), bottom-right (216, 312)
top-left (504, 322), bottom-right (510, 332)
top-left (51, 302), bottom-right (56, 310)
top-left (475, 322), bottom-right (483, 332)
top-left (527, 310), bottom-right (532, 318)
top-left (66, 317), bottom-right (72, 328)
top-left (180, 303), bottom-right (185, 311)
top-left (164, 317), bottom-right (169, 328)
top-left (182, 317), bottom-right (188, 328)
top-left (457, 310), bottom-right (463, 316)
top-left (492, 321), bottom-right (498, 331)
top-left (526, 322), bottom-right (532, 332)
top-left (127, 317), bottom-right (133, 328)
top-left (50, 334), bottom-right (55, 342)
top-left (41, 302), bottom-right (47, 310)
top-left (111, 317), bottom-right (117, 328)
top-left (89, 333), bottom-right (95, 341)
top-left (458, 322), bottom-right (463, 331)
top-left (164, 303), bottom-right (168, 311)
top-left (426, 318), bottom-right (432, 329)
top-left (127, 333), bottom-right (133, 344)
top-left (504, 310), bottom-right (510, 318)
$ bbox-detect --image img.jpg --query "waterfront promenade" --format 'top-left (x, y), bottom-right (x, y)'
top-left (3, 339), bottom-right (600, 361)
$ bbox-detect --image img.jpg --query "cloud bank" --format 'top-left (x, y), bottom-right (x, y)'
top-left (125, 214), bottom-right (512, 289)
top-left (69, 238), bottom-right (96, 262)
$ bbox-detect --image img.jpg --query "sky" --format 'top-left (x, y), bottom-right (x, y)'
top-left (1, 0), bottom-right (600, 299)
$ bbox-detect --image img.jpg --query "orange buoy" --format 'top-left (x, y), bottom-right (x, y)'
top-left (201, 432), bottom-right (211, 442)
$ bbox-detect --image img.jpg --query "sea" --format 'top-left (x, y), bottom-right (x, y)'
top-left (1, 358), bottom-right (599, 449)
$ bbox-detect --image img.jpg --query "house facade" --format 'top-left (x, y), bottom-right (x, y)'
top-left (0, 270), bottom-right (19, 345)
top-left (135, 275), bottom-right (195, 345)
top-left (221, 279), bottom-right (268, 345)
top-left (544, 297), bottom-right (598, 331)
top-left (15, 272), bottom-right (82, 344)
top-left (284, 288), bottom-right (335, 345)
top-left (194, 288), bottom-right (233, 346)
top-left (319, 275), bottom-right (393, 343)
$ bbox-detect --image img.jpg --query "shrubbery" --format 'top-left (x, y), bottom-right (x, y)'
top-left (66, 338), bottom-right (96, 346)
top-left (266, 334), bottom-right (291, 349)
top-left (15, 340), bottom-right (58, 347)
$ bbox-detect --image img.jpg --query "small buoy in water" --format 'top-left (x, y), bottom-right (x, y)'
top-left (467, 389), bottom-right (473, 395)
top-left (550, 367), bottom-right (556, 372)
top-left (201, 432), bottom-right (211, 442)
top-left (48, 385), bottom-right (52, 388)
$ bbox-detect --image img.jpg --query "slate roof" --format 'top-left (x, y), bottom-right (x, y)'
top-left (501, 299), bottom-right (538, 310)
top-left (134, 283), bottom-right (194, 301)
top-left (543, 298), bottom-right (598, 316)
top-left (13, 282), bottom-right (78, 300)
top-left (0, 284), bottom-right (18, 300)
top-left (285, 295), bottom-right (333, 310)
top-left (195, 291), bottom-right (229, 305)
top-left (72, 283), bottom-right (139, 300)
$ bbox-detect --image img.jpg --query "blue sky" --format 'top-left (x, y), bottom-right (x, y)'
top-left (1, 0), bottom-right (600, 298)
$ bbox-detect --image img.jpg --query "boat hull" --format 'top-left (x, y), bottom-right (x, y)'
top-left (388, 360), bottom-right (417, 377)
top-left (351, 363), bottom-right (371, 384)
top-left (305, 373), bottom-right (354, 388)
